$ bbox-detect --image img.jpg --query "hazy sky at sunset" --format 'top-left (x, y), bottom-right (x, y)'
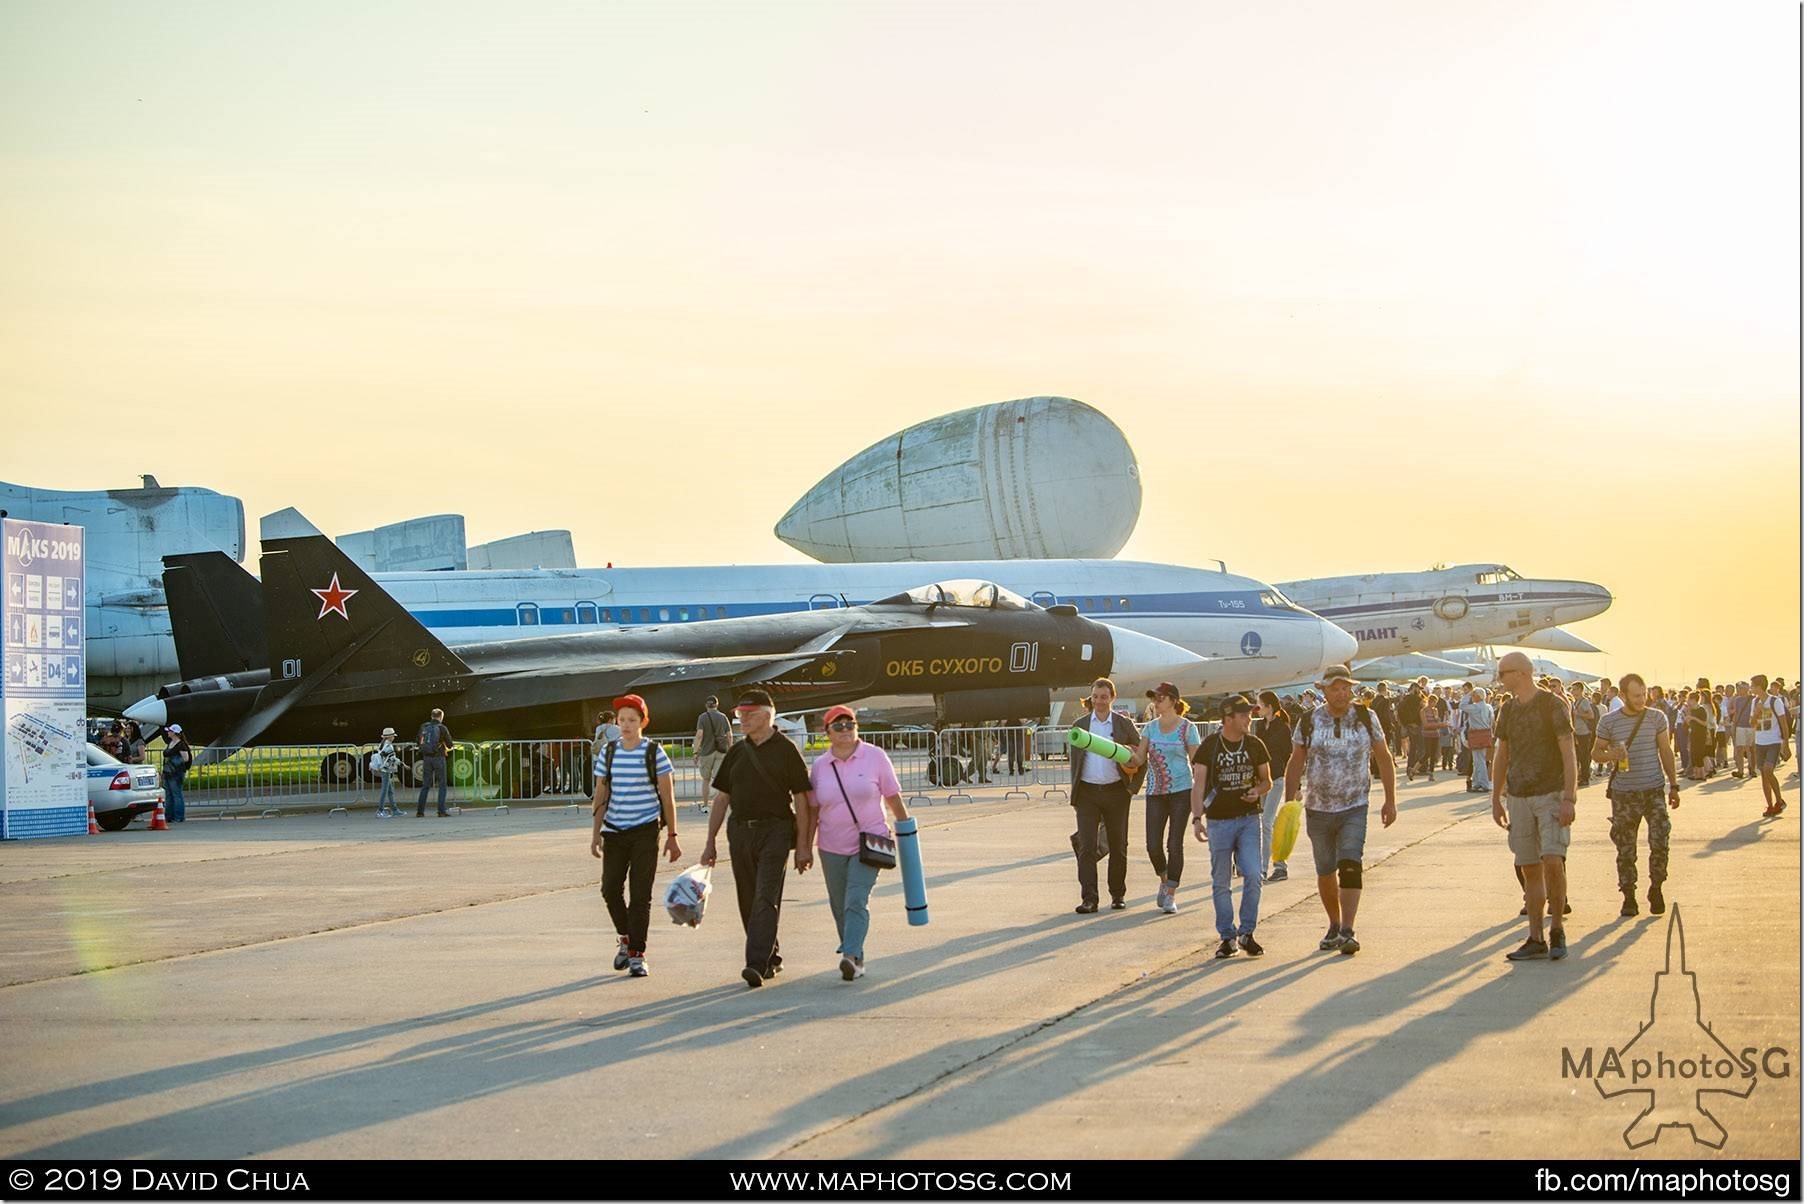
top-left (1, 1), bottom-right (1795, 684)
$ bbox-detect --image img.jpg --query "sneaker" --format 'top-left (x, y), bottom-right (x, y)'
top-left (628, 955), bottom-right (648, 977)
top-left (1266, 864), bottom-right (1288, 883)
top-left (1548, 931), bottom-right (1567, 961)
top-left (1648, 884), bottom-right (1665, 914)
top-left (1506, 938), bottom-right (1549, 961)
top-left (839, 955), bottom-right (857, 982)
top-left (613, 936), bottom-right (631, 972)
top-left (1620, 891), bottom-right (1638, 917)
top-left (1154, 883), bottom-right (1171, 912)
top-left (850, 958), bottom-right (866, 980)
top-left (1338, 932), bottom-right (1360, 955)
top-left (741, 965), bottom-right (764, 989)
top-left (1239, 934), bottom-right (1265, 957)
top-left (1163, 893), bottom-right (1179, 915)
top-left (1214, 938), bottom-right (1238, 959)
top-left (1319, 927), bottom-right (1346, 951)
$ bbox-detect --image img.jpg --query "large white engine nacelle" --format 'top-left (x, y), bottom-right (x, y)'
top-left (776, 396), bottom-right (1141, 563)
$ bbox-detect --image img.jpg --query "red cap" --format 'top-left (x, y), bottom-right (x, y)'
top-left (611, 694), bottom-right (649, 721)
top-left (822, 705), bottom-right (858, 727)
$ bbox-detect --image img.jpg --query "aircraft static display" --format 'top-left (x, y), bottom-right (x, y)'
top-left (126, 538), bottom-right (1207, 756)
top-left (1276, 564), bottom-right (1611, 662)
top-left (775, 396), bottom-right (1142, 563)
top-left (0, 477), bottom-right (243, 707)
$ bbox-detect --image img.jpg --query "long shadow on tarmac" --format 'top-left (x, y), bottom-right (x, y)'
top-left (1, 884), bottom-right (1202, 1158)
top-left (787, 918), bottom-right (1647, 1160)
top-left (1179, 918), bottom-right (1648, 1158)
top-left (1695, 818), bottom-right (1780, 858)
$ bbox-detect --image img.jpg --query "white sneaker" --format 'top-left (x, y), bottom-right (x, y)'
top-left (840, 955), bottom-right (866, 980)
top-left (1154, 883), bottom-right (1171, 912)
top-left (1162, 886), bottom-right (1179, 915)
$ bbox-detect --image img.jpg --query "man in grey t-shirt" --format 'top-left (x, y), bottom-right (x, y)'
top-left (693, 696), bottom-right (734, 807)
top-left (1593, 673), bottom-right (1679, 917)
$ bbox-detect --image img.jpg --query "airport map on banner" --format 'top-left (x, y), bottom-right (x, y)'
top-left (2, 518), bottom-right (87, 839)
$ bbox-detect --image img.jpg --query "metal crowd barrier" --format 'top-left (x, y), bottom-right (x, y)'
top-left (138, 724), bottom-right (1110, 816)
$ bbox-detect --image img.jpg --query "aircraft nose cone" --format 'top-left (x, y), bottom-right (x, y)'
top-left (1322, 621), bottom-right (1360, 671)
top-left (1107, 626), bottom-right (1206, 696)
top-left (1560, 580), bottom-right (1613, 621)
top-left (124, 695), bottom-right (167, 729)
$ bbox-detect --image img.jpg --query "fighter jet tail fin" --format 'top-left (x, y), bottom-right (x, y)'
top-left (259, 536), bottom-right (470, 682)
top-left (162, 552), bottom-right (268, 679)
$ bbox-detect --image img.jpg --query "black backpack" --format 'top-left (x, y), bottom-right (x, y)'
top-left (604, 739), bottom-right (666, 824)
top-left (1298, 702), bottom-right (1379, 749)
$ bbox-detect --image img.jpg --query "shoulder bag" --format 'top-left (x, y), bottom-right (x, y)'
top-left (828, 757), bottom-right (897, 870)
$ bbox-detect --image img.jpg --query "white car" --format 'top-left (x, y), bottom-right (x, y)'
top-left (86, 743), bottom-right (163, 831)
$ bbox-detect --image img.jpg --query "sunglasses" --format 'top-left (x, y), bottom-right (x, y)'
top-left (828, 719), bottom-right (857, 732)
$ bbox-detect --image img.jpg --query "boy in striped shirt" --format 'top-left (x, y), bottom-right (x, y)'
top-left (591, 693), bottom-right (682, 977)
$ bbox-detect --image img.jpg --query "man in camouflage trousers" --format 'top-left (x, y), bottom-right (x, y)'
top-left (1593, 673), bottom-right (1681, 918)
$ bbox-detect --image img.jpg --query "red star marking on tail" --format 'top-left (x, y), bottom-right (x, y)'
top-left (311, 573), bottom-right (358, 621)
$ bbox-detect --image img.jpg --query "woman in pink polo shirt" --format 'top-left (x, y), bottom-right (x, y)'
top-left (806, 705), bottom-right (910, 981)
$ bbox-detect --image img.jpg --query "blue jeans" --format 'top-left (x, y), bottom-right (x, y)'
top-left (821, 850), bottom-right (881, 962)
top-left (163, 772), bottom-right (186, 822)
top-left (1144, 790), bottom-right (1188, 886)
top-left (1207, 813), bottom-right (1262, 939)
top-left (417, 756), bottom-right (448, 815)
top-left (377, 772), bottom-right (396, 808)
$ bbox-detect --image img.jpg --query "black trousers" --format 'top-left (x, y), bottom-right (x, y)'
top-left (1574, 733), bottom-right (1596, 786)
top-left (1074, 780), bottom-right (1131, 904)
top-left (601, 820), bottom-right (660, 954)
top-left (1144, 790), bottom-right (1189, 886)
top-left (728, 818), bottom-right (792, 974)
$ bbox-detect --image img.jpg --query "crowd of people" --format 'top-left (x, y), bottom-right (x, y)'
top-left (571, 664), bottom-right (1797, 985)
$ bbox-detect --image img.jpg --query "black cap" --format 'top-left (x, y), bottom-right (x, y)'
top-left (735, 688), bottom-right (774, 708)
top-left (1219, 694), bottom-right (1255, 719)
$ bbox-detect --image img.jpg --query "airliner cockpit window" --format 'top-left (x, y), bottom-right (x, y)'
top-left (879, 580), bottom-right (1033, 610)
top-left (1261, 590), bottom-right (1305, 611)
top-left (1475, 567), bottom-right (1524, 586)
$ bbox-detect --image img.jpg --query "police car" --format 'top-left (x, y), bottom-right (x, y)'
top-left (87, 743), bottom-right (163, 831)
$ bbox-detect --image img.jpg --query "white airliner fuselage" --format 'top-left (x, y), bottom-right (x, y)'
top-left (1279, 564), bottom-right (1611, 662)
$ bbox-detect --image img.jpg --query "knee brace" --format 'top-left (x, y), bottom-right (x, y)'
top-left (1337, 860), bottom-right (1363, 891)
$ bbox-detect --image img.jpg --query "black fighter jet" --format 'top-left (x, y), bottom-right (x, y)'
top-left (127, 536), bottom-right (1201, 758)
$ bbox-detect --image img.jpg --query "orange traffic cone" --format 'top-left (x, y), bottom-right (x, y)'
top-left (148, 797), bottom-right (170, 831)
top-left (87, 801), bottom-right (100, 835)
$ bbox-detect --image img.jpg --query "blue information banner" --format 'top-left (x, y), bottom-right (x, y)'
top-left (2, 519), bottom-right (87, 839)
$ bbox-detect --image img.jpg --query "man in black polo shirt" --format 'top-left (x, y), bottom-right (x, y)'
top-left (701, 689), bottom-right (814, 989)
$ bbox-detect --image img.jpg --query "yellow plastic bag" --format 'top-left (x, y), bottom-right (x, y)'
top-left (1270, 800), bottom-right (1303, 864)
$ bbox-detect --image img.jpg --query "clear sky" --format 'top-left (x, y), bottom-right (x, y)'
top-left (1, 1), bottom-right (1796, 685)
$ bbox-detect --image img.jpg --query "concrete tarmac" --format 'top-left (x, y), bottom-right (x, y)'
top-left (0, 768), bottom-right (1796, 1160)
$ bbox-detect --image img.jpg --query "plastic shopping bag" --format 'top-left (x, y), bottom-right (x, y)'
top-left (1270, 800), bottom-right (1304, 864)
top-left (663, 864), bottom-right (713, 927)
